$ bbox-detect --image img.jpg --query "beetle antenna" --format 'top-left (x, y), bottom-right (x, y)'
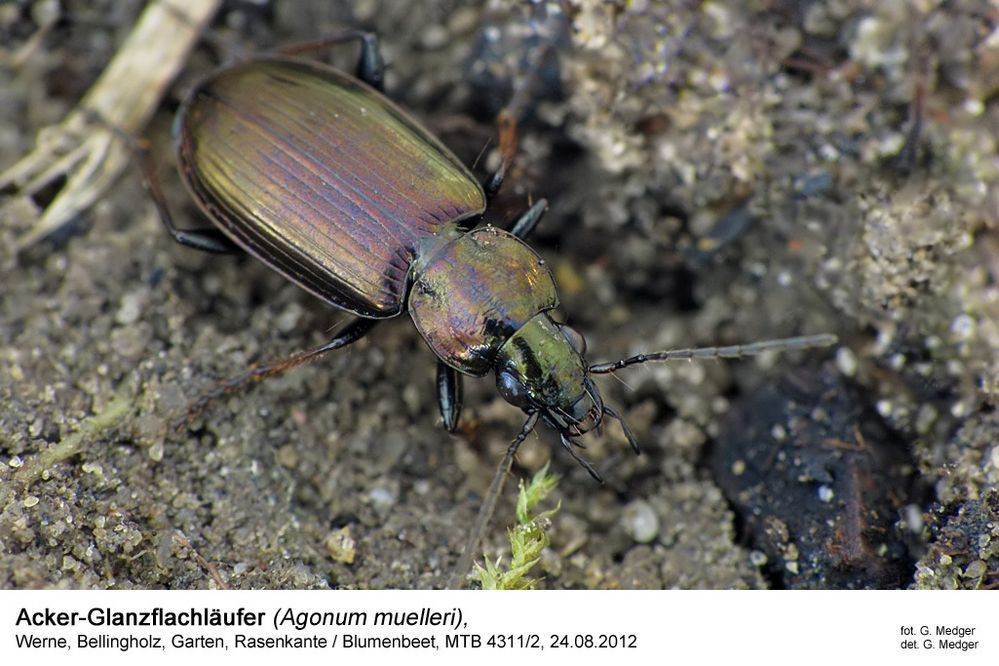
top-left (448, 411), bottom-right (540, 589)
top-left (588, 334), bottom-right (837, 374)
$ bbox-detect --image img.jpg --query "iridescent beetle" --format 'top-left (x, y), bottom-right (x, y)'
top-left (145, 32), bottom-right (835, 583)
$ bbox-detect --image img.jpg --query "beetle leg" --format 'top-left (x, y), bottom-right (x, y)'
top-left (175, 317), bottom-right (377, 429)
top-left (162, 225), bottom-right (241, 255)
top-left (508, 198), bottom-right (548, 240)
top-left (483, 109), bottom-right (518, 201)
top-left (276, 31), bottom-right (385, 91)
top-left (138, 144), bottom-right (242, 254)
top-left (354, 33), bottom-right (385, 91)
top-left (436, 362), bottom-right (464, 433)
top-left (447, 411), bottom-right (540, 589)
top-left (483, 32), bottom-right (559, 201)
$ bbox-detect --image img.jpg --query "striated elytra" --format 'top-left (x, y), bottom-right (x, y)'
top-left (177, 56), bottom-right (487, 319)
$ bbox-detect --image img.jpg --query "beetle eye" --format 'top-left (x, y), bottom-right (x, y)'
top-left (496, 371), bottom-right (531, 409)
top-left (559, 324), bottom-right (587, 356)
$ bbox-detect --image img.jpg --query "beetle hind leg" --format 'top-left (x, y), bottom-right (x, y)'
top-left (138, 144), bottom-right (242, 254)
top-left (175, 317), bottom-right (378, 430)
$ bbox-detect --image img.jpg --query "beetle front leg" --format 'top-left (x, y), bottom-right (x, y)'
top-left (436, 362), bottom-right (464, 433)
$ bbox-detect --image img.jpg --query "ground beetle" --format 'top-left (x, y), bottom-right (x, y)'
top-left (146, 32), bottom-right (835, 582)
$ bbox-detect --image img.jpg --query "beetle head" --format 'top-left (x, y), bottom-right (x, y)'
top-left (494, 315), bottom-right (603, 437)
top-left (493, 317), bottom-right (835, 480)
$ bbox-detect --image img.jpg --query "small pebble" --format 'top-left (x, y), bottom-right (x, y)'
top-left (835, 347), bottom-right (858, 377)
top-left (276, 445), bottom-right (298, 468)
top-left (325, 527), bottom-right (356, 565)
top-left (115, 289), bottom-right (147, 325)
top-left (621, 500), bottom-right (659, 544)
top-left (368, 484), bottom-right (398, 512)
top-left (963, 560), bottom-right (986, 579)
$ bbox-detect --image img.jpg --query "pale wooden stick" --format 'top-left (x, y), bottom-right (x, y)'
top-left (1, 0), bottom-right (222, 251)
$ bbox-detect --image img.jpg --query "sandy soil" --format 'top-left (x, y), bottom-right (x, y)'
top-left (1, 0), bottom-right (997, 589)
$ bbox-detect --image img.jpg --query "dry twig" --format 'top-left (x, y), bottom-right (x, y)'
top-left (0, 0), bottom-right (221, 251)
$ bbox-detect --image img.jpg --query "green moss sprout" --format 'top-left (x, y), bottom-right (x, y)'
top-left (471, 463), bottom-right (560, 590)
